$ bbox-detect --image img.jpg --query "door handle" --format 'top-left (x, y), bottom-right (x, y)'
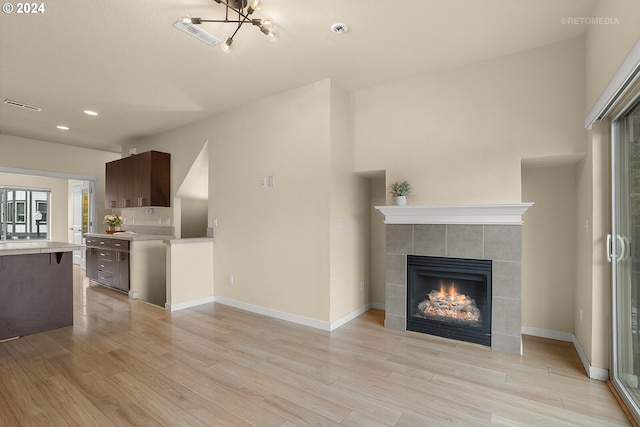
top-left (608, 233), bottom-right (631, 262)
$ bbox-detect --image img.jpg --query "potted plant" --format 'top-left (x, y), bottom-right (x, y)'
top-left (104, 214), bottom-right (124, 233)
top-left (389, 180), bottom-right (411, 205)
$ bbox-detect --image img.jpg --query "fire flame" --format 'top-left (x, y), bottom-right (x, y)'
top-left (438, 280), bottom-right (458, 298)
top-left (420, 280), bottom-right (480, 323)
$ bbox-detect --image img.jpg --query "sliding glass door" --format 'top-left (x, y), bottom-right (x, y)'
top-left (612, 100), bottom-right (640, 422)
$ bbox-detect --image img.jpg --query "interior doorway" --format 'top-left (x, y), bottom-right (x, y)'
top-left (71, 180), bottom-right (92, 268)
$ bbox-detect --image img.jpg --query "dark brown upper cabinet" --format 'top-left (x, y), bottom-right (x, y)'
top-left (105, 151), bottom-right (171, 208)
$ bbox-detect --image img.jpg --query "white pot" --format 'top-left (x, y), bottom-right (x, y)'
top-left (395, 195), bottom-right (407, 206)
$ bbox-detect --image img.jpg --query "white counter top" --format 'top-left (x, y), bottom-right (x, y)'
top-left (164, 237), bottom-right (214, 245)
top-left (85, 232), bottom-right (175, 242)
top-left (0, 241), bottom-right (84, 256)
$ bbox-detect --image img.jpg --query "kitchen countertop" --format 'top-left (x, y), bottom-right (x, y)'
top-left (85, 232), bottom-right (175, 242)
top-left (164, 237), bottom-right (214, 244)
top-left (0, 241), bottom-right (84, 256)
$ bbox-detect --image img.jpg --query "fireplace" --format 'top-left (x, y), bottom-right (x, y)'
top-left (406, 255), bottom-right (492, 346)
top-left (375, 204), bottom-right (533, 355)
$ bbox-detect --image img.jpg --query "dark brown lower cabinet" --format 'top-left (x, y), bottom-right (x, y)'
top-left (86, 236), bottom-right (130, 293)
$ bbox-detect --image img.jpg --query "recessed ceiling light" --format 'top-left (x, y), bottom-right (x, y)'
top-left (84, 110), bottom-right (98, 116)
top-left (56, 125), bottom-right (70, 130)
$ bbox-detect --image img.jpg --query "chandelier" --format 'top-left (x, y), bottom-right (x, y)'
top-left (177, 0), bottom-right (275, 52)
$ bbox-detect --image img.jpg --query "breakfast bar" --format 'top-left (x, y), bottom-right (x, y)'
top-left (0, 241), bottom-right (82, 341)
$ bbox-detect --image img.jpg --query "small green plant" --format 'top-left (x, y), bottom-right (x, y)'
top-left (389, 180), bottom-right (411, 197)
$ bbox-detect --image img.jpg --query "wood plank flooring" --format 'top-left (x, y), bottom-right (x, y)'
top-left (0, 266), bottom-right (631, 426)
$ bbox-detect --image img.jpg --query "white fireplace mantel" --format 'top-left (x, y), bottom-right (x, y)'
top-left (375, 203), bottom-right (534, 225)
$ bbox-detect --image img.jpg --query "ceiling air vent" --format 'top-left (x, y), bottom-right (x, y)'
top-left (173, 20), bottom-right (221, 46)
top-left (3, 99), bottom-right (43, 112)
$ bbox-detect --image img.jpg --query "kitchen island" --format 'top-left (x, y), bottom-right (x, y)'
top-left (85, 232), bottom-right (171, 307)
top-left (0, 241), bottom-right (83, 341)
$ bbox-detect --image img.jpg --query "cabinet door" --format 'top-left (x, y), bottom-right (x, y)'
top-left (116, 251), bottom-right (130, 292)
top-left (133, 153), bottom-right (149, 207)
top-left (117, 158), bottom-right (135, 208)
top-left (134, 151), bottom-right (170, 207)
top-left (105, 161), bottom-right (119, 209)
top-left (87, 247), bottom-right (99, 281)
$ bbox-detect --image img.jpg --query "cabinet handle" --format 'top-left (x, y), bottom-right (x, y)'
top-left (137, 197), bottom-right (143, 206)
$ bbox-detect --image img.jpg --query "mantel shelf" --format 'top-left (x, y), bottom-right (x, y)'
top-left (374, 203), bottom-right (534, 225)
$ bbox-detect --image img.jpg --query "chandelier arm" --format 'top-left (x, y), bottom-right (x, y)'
top-left (197, 19), bottom-right (248, 24)
top-left (224, 3), bottom-right (251, 20)
top-left (228, 12), bottom-right (250, 41)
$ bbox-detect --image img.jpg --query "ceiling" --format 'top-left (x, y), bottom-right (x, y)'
top-left (0, 0), bottom-right (596, 153)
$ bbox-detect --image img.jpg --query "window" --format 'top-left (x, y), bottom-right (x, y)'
top-left (0, 187), bottom-right (51, 241)
top-left (36, 200), bottom-right (48, 223)
top-left (15, 201), bottom-right (25, 223)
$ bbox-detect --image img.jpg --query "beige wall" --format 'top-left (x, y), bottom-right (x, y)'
top-left (575, 121), bottom-right (611, 369)
top-left (210, 80), bottom-right (332, 321)
top-left (128, 80), bottom-right (374, 324)
top-left (575, 146), bottom-right (595, 364)
top-left (586, 1), bottom-right (640, 112)
top-left (329, 82), bottom-right (370, 322)
top-left (128, 80), bottom-right (343, 322)
top-left (166, 240), bottom-right (214, 307)
top-left (369, 175), bottom-right (386, 307)
top-left (522, 163), bottom-right (579, 334)
top-left (353, 37), bottom-right (586, 205)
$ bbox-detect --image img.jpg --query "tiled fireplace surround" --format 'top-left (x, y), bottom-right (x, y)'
top-left (376, 204), bottom-right (533, 355)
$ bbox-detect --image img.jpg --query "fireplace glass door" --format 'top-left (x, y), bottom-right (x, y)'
top-left (407, 256), bottom-right (491, 346)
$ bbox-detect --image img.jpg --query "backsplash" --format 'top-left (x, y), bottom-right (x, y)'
top-left (119, 207), bottom-right (172, 227)
top-left (122, 224), bottom-right (175, 235)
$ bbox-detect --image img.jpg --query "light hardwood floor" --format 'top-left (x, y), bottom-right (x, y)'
top-left (0, 266), bottom-right (631, 426)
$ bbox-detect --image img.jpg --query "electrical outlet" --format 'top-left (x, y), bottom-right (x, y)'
top-left (268, 175), bottom-right (275, 187)
top-left (260, 177), bottom-right (267, 187)
top-left (228, 275), bottom-right (234, 285)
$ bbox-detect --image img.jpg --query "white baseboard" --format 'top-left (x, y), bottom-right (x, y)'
top-left (522, 326), bottom-right (609, 381)
top-left (214, 296), bottom-right (331, 330)
top-left (165, 296), bottom-right (214, 312)
top-left (329, 303), bottom-right (372, 331)
top-left (572, 334), bottom-right (609, 381)
top-left (370, 302), bottom-right (385, 310)
top-left (213, 297), bottom-right (373, 332)
top-left (521, 326), bottom-right (573, 342)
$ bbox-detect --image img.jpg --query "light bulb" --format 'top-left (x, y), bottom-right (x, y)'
top-left (181, 15), bottom-right (191, 25)
top-left (260, 26), bottom-right (277, 41)
top-left (221, 38), bottom-right (233, 53)
top-left (260, 17), bottom-right (274, 31)
top-left (248, 0), bottom-right (262, 11)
